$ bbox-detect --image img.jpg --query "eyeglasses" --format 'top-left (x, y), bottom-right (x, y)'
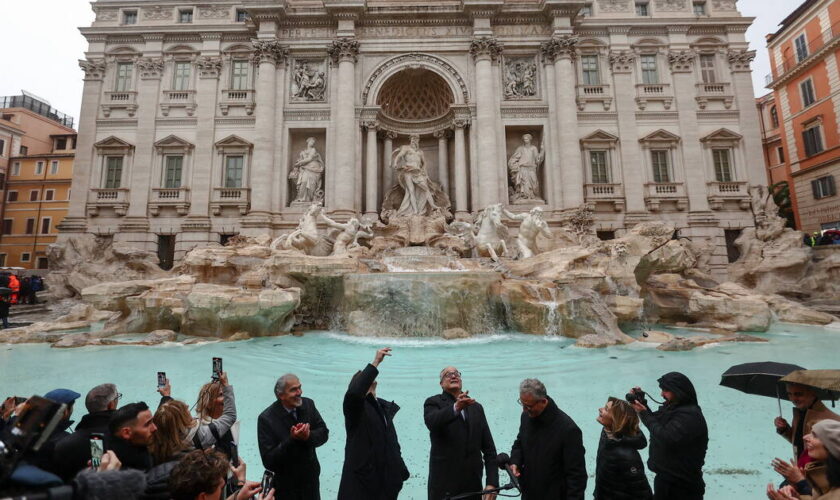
top-left (112, 392), bottom-right (123, 402)
top-left (441, 371), bottom-right (462, 380)
top-left (517, 398), bottom-right (546, 410)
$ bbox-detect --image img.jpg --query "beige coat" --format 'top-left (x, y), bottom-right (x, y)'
top-left (781, 401), bottom-right (840, 457)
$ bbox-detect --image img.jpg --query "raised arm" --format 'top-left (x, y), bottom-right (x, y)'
top-left (502, 208), bottom-right (525, 221)
top-left (210, 383), bottom-right (237, 436)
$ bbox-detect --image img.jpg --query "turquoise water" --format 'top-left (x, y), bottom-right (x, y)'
top-left (2, 324), bottom-right (840, 499)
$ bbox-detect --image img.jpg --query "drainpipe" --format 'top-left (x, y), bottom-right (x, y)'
top-left (31, 156), bottom-right (50, 269)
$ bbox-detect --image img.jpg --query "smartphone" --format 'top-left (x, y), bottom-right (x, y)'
top-left (230, 442), bottom-right (240, 467)
top-left (212, 357), bottom-right (222, 381)
top-left (89, 432), bottom-right (105, 471)
top-left (260, 470), bottom-right (274, 496)
top-left (157, 372), bottom-right (167, 389)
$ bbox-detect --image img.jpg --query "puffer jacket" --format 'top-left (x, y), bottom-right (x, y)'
top-left (594, 429), bottom-right (653, 500)
top-left (639, 372), bottom-right (708, 489)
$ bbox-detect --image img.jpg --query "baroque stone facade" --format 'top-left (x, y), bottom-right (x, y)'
top-left (62, 0), bottom-right (765, 278)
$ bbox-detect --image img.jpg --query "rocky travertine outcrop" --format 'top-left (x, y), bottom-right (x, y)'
top-left (47, 234), bottom-right (169, 299)
top-left (496, 280), bottom-right (633, 347)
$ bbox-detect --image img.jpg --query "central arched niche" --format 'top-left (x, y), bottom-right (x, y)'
top-left (377, 68), bottom-right (454, 122)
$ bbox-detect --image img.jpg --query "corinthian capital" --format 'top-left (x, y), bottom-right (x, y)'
top-left (608, 50), bottom-right (635, 73)
top-left (251, 39), bottom-right (289, 66)
top-left (328, 37), bottom-right (360, 64)
top-left (79, 59), bottom-right (106, 80)
top-left (540, 35), bottom-right (578, 63)
top-left (470, 37), bottom-right (503, 62)
top-left (196, 56), bottom-right (223, 79)
top-left (728, 49), bottom-right (756, 72)
top-left (136, 57), bottom-right (165, 79)
top-left (668, 50), bottom-right (696, 73)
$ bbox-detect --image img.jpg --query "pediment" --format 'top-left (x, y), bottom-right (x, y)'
top-left (581, 129), bottom-right (619, 144)
top-left (93, 136), bottom-right (134, 150)
top-left (639, 129), bottom-right (681, 143)
top-left (154, 135), bottom-right (194, 150)
top-left (215, 135), bottom-right (253, 149)
top-left (700, 128), bottom-right (743, 143)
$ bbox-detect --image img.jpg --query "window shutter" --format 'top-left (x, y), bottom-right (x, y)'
top-left (812, 179), bottom-right (821, 199)
top-left (829, 176), bottom-right (837, 196)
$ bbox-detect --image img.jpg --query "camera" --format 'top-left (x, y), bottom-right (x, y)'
top-left (625, 388), bottom-right (648, 407)
top-left (0, 396), bottom-right (65, 487)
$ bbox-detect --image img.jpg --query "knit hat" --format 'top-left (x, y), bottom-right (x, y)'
top-left (812, 419), bottom-right (840, 460)
top-left (43, 388), bottom-right (81, 405)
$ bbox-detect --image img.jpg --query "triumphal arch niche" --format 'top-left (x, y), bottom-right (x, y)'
top-left (69, 0), bottom-right (766, 277)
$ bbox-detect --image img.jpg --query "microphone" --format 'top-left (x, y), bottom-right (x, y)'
top-left (496, 452), bottom-right (521, 491)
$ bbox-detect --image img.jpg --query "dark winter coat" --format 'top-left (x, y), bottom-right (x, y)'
top-left (53, 409), bottom-right (115, 481)
top-left (593, 429), bottom-right (653, 500)
top-left (338, 364), bottom-right (409, 500)
top-left (106, 435), bottom-right (154, 472)
top-left (257, 397), bottom-right (329, 500)
top-left (424, 391), bottom-right (499, 500)
top-left (638, 372), bottom-right (708, 491)
top-left (26, 418), bottom-right (73, 475)
top-left (510, 397), bottom-right (587, 500)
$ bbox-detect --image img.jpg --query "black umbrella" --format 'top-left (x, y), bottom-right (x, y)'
top-left (720, 362), bottom-right (806, 416)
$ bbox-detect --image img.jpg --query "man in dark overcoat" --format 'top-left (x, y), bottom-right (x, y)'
top-left (258, 373), bottom-right (329, 500)
top-left (424, 365), bottom-right (499, 500)
top-left (510, 378), bottom-right (587, 500)
top-left (338, 347), bottom-right (409, 499)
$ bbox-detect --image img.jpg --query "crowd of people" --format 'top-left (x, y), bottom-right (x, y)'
top-left (0, 271), bottom-right (44, 329)
top-left (1, 347), bottom-right (839, 500)
top-left (803, 230), bottom-right (840, 247)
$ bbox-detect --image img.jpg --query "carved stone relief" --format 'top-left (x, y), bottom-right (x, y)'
top-left (96, 9), bottom-right (118, 21)
top-left (199, 5), bottom-right (231, 19)
top-left (597, 0), bottom-right (631, 12)
top-left (196, 56), bottom-right (222, 79)
top-left (503, 56), bottom-right (538, 99)
top-left (654, 0), bottom-right (688, 11)
top-left (712, 0), bottom-right (737, 10)
top-left (143, 6), bottom-right (172, 21)
top-left (290, 59), bottom-right (328, 102)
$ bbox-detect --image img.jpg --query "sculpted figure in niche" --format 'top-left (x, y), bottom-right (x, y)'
top-left (289, 137), bottom-right (324, 204)
top-left (503, 206), bottom-right (553, 259)
top-left (291, 61), bottom-right (326, 101)
top-left (392, 134), bottom-right (439, 216)
top-left (508, 134), bottom-right (545, 203)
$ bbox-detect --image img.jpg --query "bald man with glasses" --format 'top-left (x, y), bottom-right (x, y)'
top-left (424, 366), bottom-right (499, 500)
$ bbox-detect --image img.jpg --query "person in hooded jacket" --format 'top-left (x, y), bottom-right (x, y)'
top-left (53, 383), bottom-right (121, 481)
top-left (338, 347), bottom-right (409, 500)
top-left (27, 388), bottom-right (81, 475)
top-left (630, 372), bottom-right (708, 500)
top-left (594, 397), bottom-right (652, 500)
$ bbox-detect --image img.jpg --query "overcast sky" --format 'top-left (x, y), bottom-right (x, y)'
top-left (0, 0), bottom-right (793, 125)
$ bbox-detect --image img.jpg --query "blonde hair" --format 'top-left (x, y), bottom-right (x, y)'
top-left (150, 400), bottom-right (194, 464)
top-left (195, 382), bottom-right (222, 421)
top-left (606, 397), bottom-right (640, 437)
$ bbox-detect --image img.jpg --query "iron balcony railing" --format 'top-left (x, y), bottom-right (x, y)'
top-left (774, 20), bottom-right (840, 81)
top-left (0, 95), bottom-right (74, 128)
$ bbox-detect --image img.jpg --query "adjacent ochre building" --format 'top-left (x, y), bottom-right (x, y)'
top-left (62, 0), bottom-right (767, 278)
top-left (0, 96), bottom-right (76, 268)
top-left (765, 0), bottom-right (840, 233)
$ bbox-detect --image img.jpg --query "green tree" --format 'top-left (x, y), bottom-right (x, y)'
top-left (769, 180), bottom-right (796, 229)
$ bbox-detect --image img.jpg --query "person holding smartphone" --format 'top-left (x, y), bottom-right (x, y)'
top-left (338, 347), bottom-right (410, 500)
top-left (52, 383), bottom-right (122, 481)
